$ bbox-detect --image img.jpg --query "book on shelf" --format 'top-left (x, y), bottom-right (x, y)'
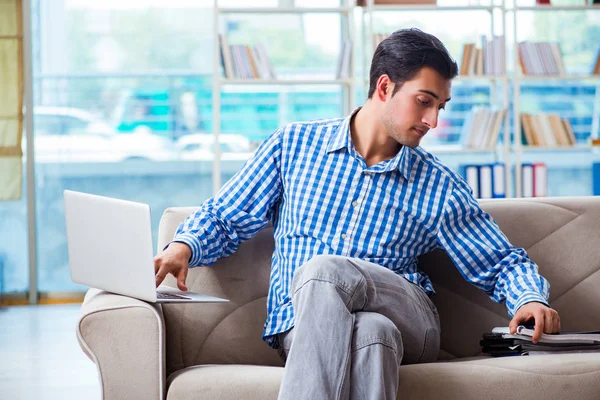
top-left (592, 47), bottom-right (600, 75)
top-left (460, 107), bottom-right (506, 150)
top-left (336, 40), bottom-right (352, 80)
top-left (459, 36), bottom-right (505, 76)
top-left (459, 163), bottom-right (506, 199)
top-left (219, 35), bottom-right (276, 80)
top-left (521, 162), bottom-right (547, 197)
top-left (481, 326), bottom-right (600, 357)
top-left (520, 113), bottom-right (576, 147)
top-left (518, 41), bottom-right (565, 76)
top-left (593, 162), bottom-right (600, 196)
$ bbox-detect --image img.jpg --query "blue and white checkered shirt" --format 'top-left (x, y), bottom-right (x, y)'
top-left (172, 110), bottom-right (550, 347)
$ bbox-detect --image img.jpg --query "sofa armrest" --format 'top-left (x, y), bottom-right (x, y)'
top-left (77, 288), bottom-right (166, 400)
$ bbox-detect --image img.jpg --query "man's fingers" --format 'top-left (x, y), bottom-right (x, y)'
top-left (550, 310), bottom-right (560, 334)
top-left (532, 311), bottom-right (545, 343)
top-left (176, 268), bottom-right (188, 292)
top-left (155, 265), bottom-right (169, 288)
top-left (544, 311), bottom-right (555, 334)
top-left (509, 317), bottom-right (519, 334)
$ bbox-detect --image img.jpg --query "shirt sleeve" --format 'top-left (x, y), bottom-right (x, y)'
top-left (436, 183), bottom-right (550, 317)
top-left (168, 127), bottom-right (284, 267)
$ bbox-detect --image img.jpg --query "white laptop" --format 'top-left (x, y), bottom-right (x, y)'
top-left (64, 190), bottom-right (228, 304)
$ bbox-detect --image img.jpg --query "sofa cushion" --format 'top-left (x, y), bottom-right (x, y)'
top-left (166, 353), bottom-right (600, 400)
top-left (166, 365), bottom-right (284, 400)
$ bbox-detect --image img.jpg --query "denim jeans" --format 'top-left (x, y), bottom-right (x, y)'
top-left (277, 255), bottom-right (441, 400)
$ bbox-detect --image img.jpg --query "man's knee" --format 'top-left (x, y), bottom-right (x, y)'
top-left (292, 255), bottom-right (364, 293)
top-left (352, 312), bottom-right (403, 361)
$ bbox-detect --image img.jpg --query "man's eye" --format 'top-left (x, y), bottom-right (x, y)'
top-left (418, 99), bottom-right (429, 106)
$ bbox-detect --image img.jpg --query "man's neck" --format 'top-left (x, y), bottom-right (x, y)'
top-left (350, 102), bottom-right (402, 168)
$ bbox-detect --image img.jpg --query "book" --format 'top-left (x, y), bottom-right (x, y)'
top-left (479, 164), bottom-right (493, 199)
top-left (522, 163), bottom-right (534, 198)
top-left (481, 326), bottom-right (600, 357)
top-left (492, 326), bottom-right (600, 345)
top-left (593, 162), bottom-right (600, 196)
top-left (492, 163), bottom-right (506, 198)
top-left (533, 162), bottom-right (547, 197)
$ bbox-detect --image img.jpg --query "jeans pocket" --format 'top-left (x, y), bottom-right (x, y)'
top-left (417, 327), bottom-right (440, 363)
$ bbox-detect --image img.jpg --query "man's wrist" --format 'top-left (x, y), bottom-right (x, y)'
top-left (168, 241), bottom-right (192, 261)
top-left (513, 291), bottom-right (549, 315)
top-left (166, 233), bottom-right (203, 266)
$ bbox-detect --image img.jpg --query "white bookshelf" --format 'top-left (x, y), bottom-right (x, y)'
top-left (210, 1), bottom-right (600, 197)
top-left (217, 6), bottom-right (353, 14)
top-left (513, 5), bottom-right (600, 11)
top-left (212, 0), bottom-right (356, 192)
top-left (512, 3), bottom-right (600, 196)
top-left (220, 79), bottom-right (353, 85)
top-left (517, 75), bottom-right (600, 81)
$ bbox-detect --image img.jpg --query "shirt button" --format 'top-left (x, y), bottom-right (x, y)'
top-left (352, 201), bottom-right (358, 207)
top-left (341, 234), bottom-right (347, 239)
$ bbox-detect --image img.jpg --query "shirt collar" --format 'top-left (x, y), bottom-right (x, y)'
top-left (326, 107), bottom-right (360, 154)
top-left (326, 107), bottom-right (414, 180)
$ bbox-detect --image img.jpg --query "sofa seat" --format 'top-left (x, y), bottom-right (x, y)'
top-left (166, 353), bottom-right (600, 400)
top-left (166, 365), bottom-right (285, 400)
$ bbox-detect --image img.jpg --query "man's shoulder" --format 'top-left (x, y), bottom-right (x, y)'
top-left (410, 146), bottom-right (470, 190)
top-left (279, 117), bottom-right (344, 137)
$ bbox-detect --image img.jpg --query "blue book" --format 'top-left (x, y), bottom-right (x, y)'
top-left (593, 163), bottom-right (600, 196)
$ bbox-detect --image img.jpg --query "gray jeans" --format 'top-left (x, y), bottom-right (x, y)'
top-left (277, 255), bottom-right (440, 400)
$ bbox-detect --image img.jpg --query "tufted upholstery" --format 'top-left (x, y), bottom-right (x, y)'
top-left (78, 196), bottom-right (600, 400)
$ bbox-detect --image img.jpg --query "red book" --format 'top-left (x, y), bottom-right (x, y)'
top-left (536, 0), bottom-right (551, 4)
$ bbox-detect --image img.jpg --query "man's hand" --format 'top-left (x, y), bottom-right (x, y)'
top-left (509, 302), bottom-right (561, 344)
top-left (154, 242), bottom-right (192, 291)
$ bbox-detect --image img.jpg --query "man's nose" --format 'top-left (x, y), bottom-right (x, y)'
top-left (423, 108), bottom-right (439, 129)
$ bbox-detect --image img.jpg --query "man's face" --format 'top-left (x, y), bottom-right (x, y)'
top-left (382, 67), bottom-right (452, 148)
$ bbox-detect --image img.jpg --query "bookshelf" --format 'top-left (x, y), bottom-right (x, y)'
top-left (511, 3), bottom-right (600, 196)
top-left (212, 0), bottom-right (356, 192)
top-left (209, 1), bottom-right (600, 198)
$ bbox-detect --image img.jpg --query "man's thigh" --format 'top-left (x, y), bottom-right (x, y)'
top-left (280, 256), bottom-right (440, 364)
top-left (344, 257), bottom-right (440, 364)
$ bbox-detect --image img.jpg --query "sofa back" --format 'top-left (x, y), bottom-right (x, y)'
top-left (158, 196), bottom-right (600, 373)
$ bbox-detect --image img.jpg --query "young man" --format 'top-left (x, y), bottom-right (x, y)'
top-left (154, 28), bottom-right (560, 399)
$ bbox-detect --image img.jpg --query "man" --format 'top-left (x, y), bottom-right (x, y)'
top-left (154, 28), bottom-right (560, 399)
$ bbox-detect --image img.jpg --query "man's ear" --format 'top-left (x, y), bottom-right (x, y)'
top-left (377, 75), bottom-right (392, 102)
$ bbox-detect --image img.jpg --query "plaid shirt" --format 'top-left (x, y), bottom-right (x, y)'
top-left (172, 110), bottom-right (549, 347)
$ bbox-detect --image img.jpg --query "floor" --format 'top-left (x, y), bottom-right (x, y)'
top-left (0, 304), bottom-right (101, 400)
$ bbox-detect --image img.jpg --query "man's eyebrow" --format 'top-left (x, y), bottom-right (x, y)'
top-left (418, 89), bottom-right (451, 102)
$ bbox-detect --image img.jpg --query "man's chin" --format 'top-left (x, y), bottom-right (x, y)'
top-left (398, 139), bottom-right (421, 149)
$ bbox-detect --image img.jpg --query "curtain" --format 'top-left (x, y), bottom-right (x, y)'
top-left (0, 0), bottom-right (24, 200)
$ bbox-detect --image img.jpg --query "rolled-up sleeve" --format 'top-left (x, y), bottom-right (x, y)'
top-left (169, 127), bottom-right (283, 267)
top-left (436, 184), bottom-right (550, 317)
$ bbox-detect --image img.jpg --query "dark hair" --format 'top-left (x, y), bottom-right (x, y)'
top-left (368, 28), bottom-right (458, 99)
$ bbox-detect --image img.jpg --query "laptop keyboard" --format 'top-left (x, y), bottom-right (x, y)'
top-left (156, 292), bottom-right (192, 300)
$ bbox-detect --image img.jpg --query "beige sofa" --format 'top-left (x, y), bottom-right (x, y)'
top-left (77, 196), bottom-right (600, 400)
